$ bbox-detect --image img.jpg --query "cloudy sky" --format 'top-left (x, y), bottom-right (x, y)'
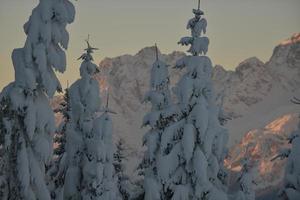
top-left (0, 0), bottom-right (299, 90)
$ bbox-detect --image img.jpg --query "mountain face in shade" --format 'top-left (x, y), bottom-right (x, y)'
top-left (52, 33), bottom-right (300, 191)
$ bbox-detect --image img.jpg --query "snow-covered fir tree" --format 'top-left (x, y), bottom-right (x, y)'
top-left (0, 99), bottom-right (8, 199)
top-left (47, 87), bottom-right (71, 199)
top-left (113, 138), bottom-right (131, 200)
top-left (234, 158), bottom-right (256, 200)
top-left (53, 86), bottom-right (71, 158)
top-left (63, 39), bottom-right (118, 200)
top-left (0, 0), bottom-right (75, 199)
top-left (148, 1), bottom-right (229, 199)
top-left (272, 113), bottom-right (300, 200)
top-left (141, 44), bottom-right (175, 200)
top-left (281, 130), bottom-right (300, 200)
top-left (0, 158), bottom-right (7, 199)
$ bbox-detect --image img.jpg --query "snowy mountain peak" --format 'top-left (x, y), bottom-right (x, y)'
top-left (237, 57), bottom-right (264, 69)
top-left (280, 33), bottom-right (300, 46)
top-left (99, 57), bottom-right (114, 68)
top-left (235, 57), bottom-right (265, 78)
top-left (136, 46), bottom-right (161, 59)
top-left (266, 33), bottom-right (300, 90)
top-left (51, 34), bottom-right (300, 191)
top-left (212, 65), bottom-right (231, 84)
top-left (269, 33), bottom-right (300, 66)
top-left (214, 64), bottom-right (227, 73)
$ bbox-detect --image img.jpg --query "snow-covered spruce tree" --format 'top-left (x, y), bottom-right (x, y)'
top-left (152, 1), bottom-right (229, 199)
top-left (47, 87), bottom-right (71, 200)
top-left (113, 138), bottom-right (131, 200)
top-left (141, 44), bottom-right (175, 200)
top-left (281, 130), bottom-right (300, 200)
top-left (53, 87), bottom-right (71, 158)
top-left (64, 40), bottom-right (118, 200)
top-left (234, 158), bottom-right (255, 200)
top-left (0, 99), bottom-right (8, 199)
top-left (0, 157), bottom-right (7, 200)
top-left (0, 0), bottom-right (75, 199)
top-left (272, 116), bottom-right (300, 200)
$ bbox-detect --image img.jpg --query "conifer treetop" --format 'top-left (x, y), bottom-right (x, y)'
top-left (100, 89), bottom-right (117, 114)
top-left (17, 0), bottom-right (75, 96)
top-left (156, 1), bottom-right (229, 199)
top-left (78, 36), bottom-right (100, 78)
top-left (78, 35), bottom-right (99, 62)
top-left (193, 0), bottom-right (204, 16)
top-left (178, 0), bottom-right (209, 56)
top-left (0, 1), bottom-right (75, 199)
top-left (155, 43), bottom-right (159, 61)
top-left (149, 44), bottom-right (170, 91)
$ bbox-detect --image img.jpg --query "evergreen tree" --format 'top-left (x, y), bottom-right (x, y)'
top-left (272, 117), bottom-right (300, 199)
top-left (53, 87), bottom-right (71, 158)
top-left (280, 130), bottom-right (300, 200)
top-left (152, 1), bottom-right (229, 199)
top-left (0, 99), bottom-right (8, 199)
top-left (235, 158), bottom-right (256, 200)
top-left (64, 39), bottom-right (118, 200)
top-left (0, 157), bottom-right (7, 199)
top-left (0, 0), bottom-right (75, 199)
top-left (141, 44), bottom-right (175, 200)
top-left (113, 138), bottom-right (131, 200)
top-left (47, 87), bottom-right (71, 200)
top-left (130, 179), bottom-right (146, 200)
top-left (271, 98), bottom-right (300, 199)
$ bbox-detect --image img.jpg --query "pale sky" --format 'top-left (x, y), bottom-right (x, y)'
top-left (0, 0), bottom-right (299, 90)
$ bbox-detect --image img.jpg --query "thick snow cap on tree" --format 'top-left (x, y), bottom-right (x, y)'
top-left (0, 1), bottom-right (75, 199)
top-left (0, 91), bottom-right (56, 200)
top-left (47, 87), bottom-right (71, 200)
top-left (150, 60), bottom-right (170, 89)
top-left (64, 40), bottom-right (118, 200)
top-left (69, 41), bottom-right (101, 123)
top-left (178, 3), bottom-right (209, 57)
top-left (271, 120), bottom-right (300, 199)
top-left (155, 1), bottom-right (229, 199)
top-left (234, 158), bottom-right (256, 200)
top-left (69, 77), bottom-right (100, 122)
top-left (281, 129), bottom-right (300, 199)
top-left (22, 0), bottom-right (75, 97)
top-left (113, 139), bottom-right (131, 200)
top-left (144, 54), bottom-right (172, 112)
top-left (142, 46), bottom-right (175, 199)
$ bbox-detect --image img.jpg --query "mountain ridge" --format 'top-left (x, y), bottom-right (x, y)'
top-left (52, 33), bottom-right (300, 192)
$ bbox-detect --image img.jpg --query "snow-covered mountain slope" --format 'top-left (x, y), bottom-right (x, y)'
top-left (226, 113), bottom-right (299, 192)
top-left (52, 33), bottom-right (300, 183)
top-left (215, 34), bottom-right (300, 146)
